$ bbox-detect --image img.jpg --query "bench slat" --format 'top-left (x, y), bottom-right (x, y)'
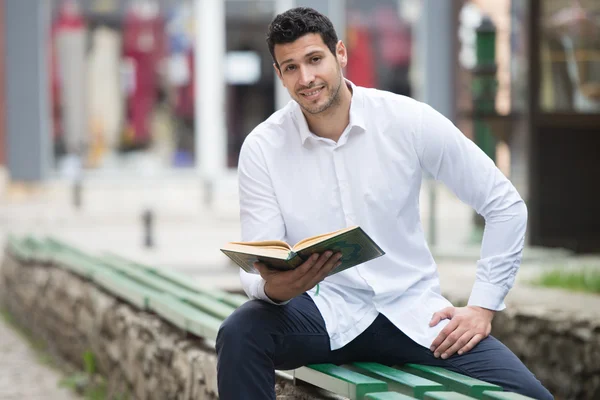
top-left (99, 258), bottom-right (236, 320)
top-left (53, 252), bottom-right (100, 279)
top-left (352, 362), bottom-right (446, 399)
top-left (365, 392), bottom-right (421, 399)
top-left (423, 392), bottom-right (477, 399)
top-left (481, 391), bottom-right (536, 400)
top-left (7, 236), bottom-right (34, 261)
top-left (401, 364), bottom-right (502, 398)
top-left (94, 269), bottom-right (157, 310)
top-left (102, 252), bottom-right (249, 308)
top-left (295, 364), bottom-right (388, 400)
top-left (148, 295), bottom-right (223, 340)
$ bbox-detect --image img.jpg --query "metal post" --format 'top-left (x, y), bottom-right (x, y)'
top-left (142, 209), bottom-right (154, 248)
top-left (473, 16), bottom-right (498, 163)
top-left (73, 178), bottom-right (82, 209)
top-left (472, 16), bottom-right (498, 229)
top-left (417, 0), bottom-right (454, 247)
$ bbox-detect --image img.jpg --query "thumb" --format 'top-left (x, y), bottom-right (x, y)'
top-left (253, 262), bottom-right (270, 278)
top-left (429, 306), bottom-right (455, 327)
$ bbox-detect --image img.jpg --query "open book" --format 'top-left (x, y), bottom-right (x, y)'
top-left (220, 226), bottom-right (385, 275)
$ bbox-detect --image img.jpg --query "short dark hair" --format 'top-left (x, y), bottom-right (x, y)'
top-left (266, 7), bottom-right (338, 69)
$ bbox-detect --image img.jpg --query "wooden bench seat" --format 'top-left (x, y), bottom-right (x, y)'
top-left (6, 235), bottom-right (537, 400)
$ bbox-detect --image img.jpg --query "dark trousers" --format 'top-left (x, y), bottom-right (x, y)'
top-left (216, 293), bottom-right (553, 400)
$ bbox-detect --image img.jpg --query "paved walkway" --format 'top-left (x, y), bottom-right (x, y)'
top-left (0, 317), bottom-right (80, 399)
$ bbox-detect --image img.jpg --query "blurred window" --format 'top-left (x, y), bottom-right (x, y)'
top-left (540, 0), bottom-right (600, 113)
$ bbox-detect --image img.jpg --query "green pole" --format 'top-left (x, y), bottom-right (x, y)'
top-left (471, 16), bottom-right (498, 231)
top-left (473, 16), bottom-right (497, 163)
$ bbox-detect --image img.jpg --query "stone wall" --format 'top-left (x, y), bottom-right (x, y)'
top-left (2, 250), bottom-right (599, 400)
top-left (0, 251), bottom-right (341, 400)
top-left (491, 306), bottom-right (600, 400)
top-left (441, 294), bottom-right (600, 400)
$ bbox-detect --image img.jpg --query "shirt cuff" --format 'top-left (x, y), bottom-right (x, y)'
top-left (254, 277), bottom-right (291, 305)
top-left (467, 281), bottom-right (508, 311)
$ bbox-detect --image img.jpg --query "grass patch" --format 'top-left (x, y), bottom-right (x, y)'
top-left (535, 267), bottom-right (600, 294)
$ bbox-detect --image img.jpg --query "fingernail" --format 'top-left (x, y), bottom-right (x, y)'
top-left (441, 353), bottom-right (448, 359)
top-left (336, 253), bottom-right (343, 260)
top-left (429, 346), bottom-right (435, 352)
top-left (312, 254), bottom-right (319, 260)
top-left (325, 251), bottom-right (332, 258)
top-left (434, 352), bottom-right (439, 358)
top-left (458, 351), bottom-right (463, 355)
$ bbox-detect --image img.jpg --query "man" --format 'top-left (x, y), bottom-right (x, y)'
top-left (216, 7), bottom-right (553, 400)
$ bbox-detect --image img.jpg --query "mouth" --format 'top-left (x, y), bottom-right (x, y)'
top-left (299, 85), bottom-right (325, 100)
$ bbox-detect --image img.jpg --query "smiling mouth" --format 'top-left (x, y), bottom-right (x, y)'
top-left (300, 86), bottom-right (325, 98)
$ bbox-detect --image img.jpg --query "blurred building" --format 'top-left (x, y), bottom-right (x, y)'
top-left (0, 0), bottom-right (598, 252)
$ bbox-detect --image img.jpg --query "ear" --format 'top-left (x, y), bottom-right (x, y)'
top-left (336, 40), bottom-right (348, 68)
top-left (273, 63), bottom-right (285, 86)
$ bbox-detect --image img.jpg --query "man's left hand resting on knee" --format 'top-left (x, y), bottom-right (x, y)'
top-left (429, 305), bottom-right (495, 359)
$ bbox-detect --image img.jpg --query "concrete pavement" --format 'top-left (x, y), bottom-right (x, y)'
top-left (0, 314), bottom-right (80, 400)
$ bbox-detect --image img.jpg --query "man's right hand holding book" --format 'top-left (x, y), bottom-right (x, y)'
top-left (253, 251), bottom-right (343, 303)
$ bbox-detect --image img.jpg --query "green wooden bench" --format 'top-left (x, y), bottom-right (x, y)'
top-left (5, 235), bottom-right (537, 400)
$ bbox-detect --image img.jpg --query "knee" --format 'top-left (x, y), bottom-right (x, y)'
top-left (216, 300), bottom-right (274, 355)
top-left (520, 382), bottom-right (554, 400)
top-left (508, 375), bottom-right (553, 400)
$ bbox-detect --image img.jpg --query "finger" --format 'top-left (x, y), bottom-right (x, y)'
top-left (299, 251), bottom-right (334, 286)
top-left (435, 327), bottom-right (468, 358)
top-left (458, 333), bottom-right (484, 355)
top-left (321, 252), bottom-right (343, 276)
top-left (440, 330), bottom-right (473, 359)
top-left (430, 318), bottom-right (458, 351)
top-left (294, 253), bottom-right (321, 276)
top-left (253, 262), bottom-right (271, 279)
top-left (429, 307), bottom-right (455, 327)
top-left (307, 253), bottom-right (343, 288)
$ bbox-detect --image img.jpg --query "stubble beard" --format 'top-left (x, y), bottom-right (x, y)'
top-left (298, 69), bottom-right (343, 115)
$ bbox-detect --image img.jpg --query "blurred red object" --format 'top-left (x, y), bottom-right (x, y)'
top-left (346, 12), bottom-right (377, 88)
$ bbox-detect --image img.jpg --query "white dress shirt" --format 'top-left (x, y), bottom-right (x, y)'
top-left (237, 81), bottom-right (527, 351)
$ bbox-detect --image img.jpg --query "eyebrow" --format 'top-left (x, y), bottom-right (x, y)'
top-left (279, 50), bottom-right (325, 68)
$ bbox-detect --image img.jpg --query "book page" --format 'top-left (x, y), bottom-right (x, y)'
top-left (221, 242), bottom-right (291, 259)
top-left (228, 240), bottom-right (292, 251)
top-left (293, 226), bottom-right (358, 251)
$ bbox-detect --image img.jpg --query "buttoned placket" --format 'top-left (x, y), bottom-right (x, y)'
top-left (329, 128), bottom-right (372, 289)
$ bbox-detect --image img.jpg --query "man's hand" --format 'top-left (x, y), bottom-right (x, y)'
top-left (254, 251), bottom-right (343, 303)
top-left (428, 306), bottom-right (495, 359)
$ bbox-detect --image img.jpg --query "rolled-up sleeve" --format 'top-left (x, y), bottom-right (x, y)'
top-left (237, 134), bottom-right (290, 305)
top-left (415, 104), bottom-right (527, 311)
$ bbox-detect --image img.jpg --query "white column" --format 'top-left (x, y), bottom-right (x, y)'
top-left (195, 0), bottom-right (227, 204)
top-left (274, 0), bottom-right (294, 109)
top-left (328, 0), bottom-right (346, 42)
top-left (416, 0), bottom-right (455, 246)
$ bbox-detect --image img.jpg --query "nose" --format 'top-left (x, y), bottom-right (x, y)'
top-left (298, 65), bottom-right (315, 87)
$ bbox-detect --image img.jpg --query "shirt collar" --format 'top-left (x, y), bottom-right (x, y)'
top-left (293, 79), bottom-right (366, 145)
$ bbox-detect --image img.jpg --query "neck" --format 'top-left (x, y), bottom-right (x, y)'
top-left (303, 81), bottom-right (353, 142)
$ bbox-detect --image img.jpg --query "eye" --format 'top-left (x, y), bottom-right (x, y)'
top-left (285, 65), bottom-right (296, 72)
top-left (311, 57), bottom-right (321, 63)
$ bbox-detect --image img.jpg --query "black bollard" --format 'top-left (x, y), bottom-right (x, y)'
top-left (73, 179), bottom-right (82, 210)
top-left (142, 209), bottom-right (154, 248)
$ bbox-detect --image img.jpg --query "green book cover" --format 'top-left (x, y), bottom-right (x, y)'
top-left (220, 226), bottom-right (385, 275)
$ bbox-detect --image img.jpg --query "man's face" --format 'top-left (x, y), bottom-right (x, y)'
top-left (274, 33), bottom-right (347, 115)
